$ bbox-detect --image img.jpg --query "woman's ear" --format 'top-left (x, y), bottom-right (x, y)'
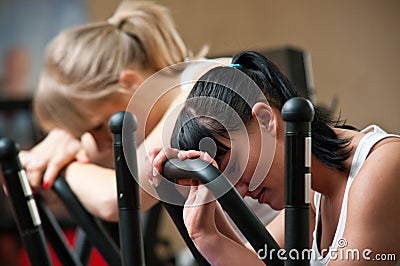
top-left (251, 102), bottom-right (277, 137)
top-left (119, 70), bottom-right (142, 91)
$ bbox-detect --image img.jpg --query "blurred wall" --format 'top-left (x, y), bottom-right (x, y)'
top-left (88, 0), bottom-right (400, 132)
top-left (0, 0), bottom-right (87, 97)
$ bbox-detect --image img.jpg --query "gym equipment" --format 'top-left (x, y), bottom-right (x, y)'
top-left (160, 158), bottom-right (283, 266)
top-left (282, 97), bottom-right (314, 265)
top-left (109, 111), bottom-right (210, 266)
top-left (109, 111), bottom-right (145, 266)
top-left (52, 177), bottom-right (121, 265)
top-left (0, 96), bottom-right (313, 266)
top-left (0, 138), bottom-right (121, 266)
top-left (0, 138), bottom-right (52, 266)
top-left (0, 115), bottom-right (181, 266)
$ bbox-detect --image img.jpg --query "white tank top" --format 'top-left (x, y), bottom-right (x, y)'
top-left (310, 125), bottom-right (400, 265)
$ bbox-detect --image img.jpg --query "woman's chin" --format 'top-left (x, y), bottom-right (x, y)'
top-left (264, 194), bottom-right (284, 211)
top-left (269, 203), bottom-right (284, 211)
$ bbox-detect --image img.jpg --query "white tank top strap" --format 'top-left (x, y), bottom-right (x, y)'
top-left (310, 125), bottom-right (399, 265)
top-left (349, 125), bottom-right (399, 179)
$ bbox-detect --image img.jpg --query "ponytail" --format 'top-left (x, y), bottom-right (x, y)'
top-left (233, 51), bottom-right (352, 171)
top-left (107, 1), bottom-right (207, 70)
top-left (174, 50), bottom-right (352, 171)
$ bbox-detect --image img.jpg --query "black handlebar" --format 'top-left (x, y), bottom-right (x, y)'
top-left (161, 158), bottom-right (284, 266)
top-left (52, 177), bottom-right (121, 266)
top-left (0, 138), bottom-right (53, 266)
top-left (110, 111), bottom-right (212, 266)
top-left (282, 97), bottom-right (314, 266)
top-left (109, 111), bottom-right (145, 266)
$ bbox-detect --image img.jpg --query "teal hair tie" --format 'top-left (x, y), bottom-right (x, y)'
top-left (229, 63), bottom-right (241, 68)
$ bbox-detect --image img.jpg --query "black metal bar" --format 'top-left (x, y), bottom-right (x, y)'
top-left (74, 228), bottom-right (92, 266)
top-left (0, 138), bottom-right (53, 266)
top-left (36, 198), bottom-right (82, 266)
top-left (157, 180), bottom-right (211, 266)
top-left (282, 97), bottom-right (314, 266)
top-left (143, 202), bottom-right (163, 266)
top-left (161, 158), bottom-right (284, 266)
top-left (52, 177), bottom-right (121, 266)
top-left (109, 111), bottom-right (145, 266)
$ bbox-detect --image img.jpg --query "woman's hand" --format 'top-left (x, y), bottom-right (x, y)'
top-left (184, 180), bottom-right (262, 266)
top-left (148, 148), bottom-right (221, 239)
top-left (147, 148), bottom-right (218, 186)
top-left (148, 148), bottom-right (264, 265)
top-left (184, 183), bottom-right (219, 242)
top-left (147, 147), bottom-right (178, 186)
top-left (20, 128), bottom-right (89, 190)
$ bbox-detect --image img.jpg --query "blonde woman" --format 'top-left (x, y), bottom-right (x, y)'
top-left (20, 0), bottom-right (215, 219)
top-left (21, 1), bottom-right (277, 229)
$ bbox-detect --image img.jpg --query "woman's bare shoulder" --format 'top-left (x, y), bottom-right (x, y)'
top-left (340, 140), bottom-right (400, 262)
top-left (347, 138), bottom-right (400, 231)
top-left (351, 137), bottom-right (400, 202)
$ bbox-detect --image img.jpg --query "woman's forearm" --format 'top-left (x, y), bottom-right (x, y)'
top-left (194, 233), bottom-right (264, 266)
top-left (65, 162), bottom-right (119, 221)
top-left (64, 161), bottom-right (159, 221)
top-left (214, 202), bottom-right (245, 246)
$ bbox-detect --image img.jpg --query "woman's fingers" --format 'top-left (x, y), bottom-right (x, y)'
top-left (185, 182), bottom-right (199, 205)
top-left (147, 147), bottom-right (162, 163)
top-left (178, 150), bottom-right (219, 169)
top-left (21, 128), bottom-right (82, 191)
top-left (18, 150), bottom-right (31, 166)
top-left (147, 147), bottom-right (179, 187)
top-left (183, 184), bottom-right (218, 240)
top-left (43, 153), bottom-right (76, 188)
top-left (75, 149), bottom-right (90, 163)
top-left (25, 158), bottom-right (49, 189)
top-left (150, 150), bottom-right (168, 187)
top-left (152, 147), bottom-right (179, 173)
top-left (201, 151), bottom-right (219, 169)
top-left (148, 148), bottom-right (219, 189)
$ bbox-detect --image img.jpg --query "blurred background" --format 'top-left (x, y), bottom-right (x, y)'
top-left (1, 0), bottom-right (399, 132)
top-left (0, 0), bottom-right (399, 265)
top-left (91, 0), bottom-right (400, 133)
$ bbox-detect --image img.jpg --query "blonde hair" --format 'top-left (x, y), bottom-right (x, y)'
top-left (34, 1), bottom-right (204, 137)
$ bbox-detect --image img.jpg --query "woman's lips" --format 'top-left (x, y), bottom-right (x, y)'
top-left (257, 188), bottom-right (266, 204)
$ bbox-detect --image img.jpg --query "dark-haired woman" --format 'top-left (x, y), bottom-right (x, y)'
top-left (149, 51), bottom-right (400, 265)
